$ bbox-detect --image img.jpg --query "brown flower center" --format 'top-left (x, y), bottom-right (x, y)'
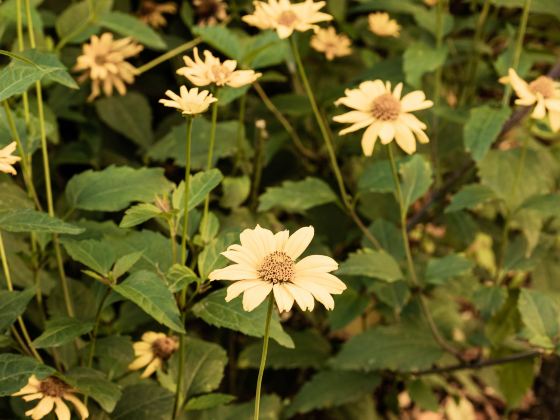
top-left (529, 76), bottom-right (555, 98)
top-left (278, 10), bottom-right (298, 27)
top-left (258, 251), bottom-right (295, 283)
top-left (210, 64), bottom-right (231, 85)
top-left (371, 93), bottom-right (401, 121)
top-left (152, 336), bottom-right (178, 360)
top-left (39, 377), bottom-right (69, 398)
top-left (94, 55), bottom-right (107, 66)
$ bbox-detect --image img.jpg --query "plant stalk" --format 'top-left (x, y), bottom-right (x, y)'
top-left (180, 117), bottom-right (194, 264)
top-left (254, 294), bottom-right (274, 420)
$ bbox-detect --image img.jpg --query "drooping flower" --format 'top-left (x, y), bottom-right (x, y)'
top-left (74, 33), bottom-right (143, 101)
top-left (129, 332), bottom-right (179, 378)
top-left (368, 12), bottom-right (400, 37)
top-left (310, 27), bottom-right (352, 61)
top-left (12, 375), bottom-right (89, 420)
top-left (159, 86), bottom-right (217, 115)
top-left (138, 0), bottom-right (177, 28)
top-left (507, 68), bottom-right (560, 131)
top-left (177, 48), bottom-right (262, 88)
top-left (193, 0), bottom-right (228, 26)
top-left (242, 0), bottom-right (333, 40)
top-left (0, 142), bottom-right (21, 175)
top-left (209, 225), bottom-right (346, 312)
top-left (333, 80), bottom-right (433, 155)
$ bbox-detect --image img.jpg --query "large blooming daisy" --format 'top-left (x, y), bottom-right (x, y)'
top-left (333, 80), bottom-right (433, 155)
top-left (209, 225), bottom-right (346, 312)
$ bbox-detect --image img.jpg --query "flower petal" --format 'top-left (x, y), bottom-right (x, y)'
top-left (242, 283), bottom-right (273, 312)
top-left (273, 284), bottom-right (295, 312)
top-left (284, 226), bottom-right (314, 260)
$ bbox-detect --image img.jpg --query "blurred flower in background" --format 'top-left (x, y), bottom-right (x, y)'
top-left (310, 27), bottom-right (352, 61)
top-left (0, 142), bottom-right (21, 175)
top-left (193, 0), bottom-right (228, 26)
top-left (138, 0), bottom-right (177, 29)
top-left (368, 12), bottom-right (400, 37)
top-left (129, 332), bottom-right (179, 378)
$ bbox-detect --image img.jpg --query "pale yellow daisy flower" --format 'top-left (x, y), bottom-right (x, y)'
top-left (0, 142), bottom-right (21, 175)
top-left (310, 27), bottom-right (352, 61)
top-left (193, 0), bottom-right (228, 26)
top-left (138, 0), bottom-right (177, 29)
top-left (242, 0), bottom-right (333, 40)
top-left (73, 33), bottom-right (143, 101)
top-left (333, 80), bottom-right (433, 155)
top-left (209, 225), bottom-right (346, 312)
top-left (177, 48), bottom-right (262, 88)
top-left (159, 86), bottom-right (217, 115)
top-left (129, 332), bottom-right (179, 378)
top-left (368, 12), bottom-right (400, 37)
top-left (507, 68), bottom-right (560, 131)
top-left (12, 375), bottom-right (89, 420)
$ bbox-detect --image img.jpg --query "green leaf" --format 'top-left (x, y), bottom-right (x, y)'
top-left (357, 160), bottom-right (394, 193)
top-left (399, 154), bottom-right (433, 209)
top-left (497, 356), bottom-right (536, 408)
top-left (425, 254), bottom-right (474, 285)
top-left (0, 288), bottom-right (36, 331)
top-left (491, 0), bottom-right (560, 21)
top-left (175, 169), bottom-right (224, 211)
top-left (95, 92), bottom-right (154, 148)
top-left (328, 289), bottom-right (370, 330)
top-left (241, 31), bottom-right (288, 69)
top-left (0, 354), bottom-right (55, 396)
top-left (90, 336), bottom-right (134, 376)
top-left (0, 209), bottom-right (84, 234)
top-left (238, 330), bottom-right (331, 369)
top-left (192, 25), bottom-right (242, 59)
top-left (99, 11), bottom-right (167, 50)
top-left (55, 0), bottom-right (112, 44)
top-left (464, 105), bottom-right (511, 162)
top-left (220, 176), bottom-right (251, 208)
top-left (66, 166), bottom-right (172, 212)
top-left (370, 280), bottom-right (410, 312)
top-left (446, 184), bottom-right (497, 213)
top-left (64, 367), bottom-right (122, 412)
top-left (518, 193), bottom-right (560, 217)
top-left (113, 270), bottom-right (185, 333)
top-left (166, 264), bottom-right (199, 293)
top-left (258, 177), bottom-right (338, 213)
top-left (33, 317), bottom-right (94, 348)
top-left (408, 380), bottom-right (439, 411)
top-left (112, 383), bottom-right (174, 420)
top-left (338, 249), bottom-right (403, 282)
top-left (120, 203), bottom-right (162, 228)
top-left (110, 230), bottom-right (173, 273)
top-left (192, 289), bottom-right (294, 348)
top-left (185, 393), bottom-right (236, 411)
top-left (0, 182), bottom-right (33, 211)
top-left (113, 252), bottom-right (144, 280)
top-left (518, 289), bottom-right (560, 349)
top-left (473, 286), bottom-right (507, 319)
top-left (403, 42), bottom-right (447, 87)
top-left (330, 324), bottom-right (444, 372)
top-left (286, 370), bottom-right (380, 416)
top-left (197, 232), bottom-right (238, 281)
top-left (61, 238), bottom-right (116, 275)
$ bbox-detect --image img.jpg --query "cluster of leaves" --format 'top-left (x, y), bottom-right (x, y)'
top-left (1, 0), bottom-right (560, 419)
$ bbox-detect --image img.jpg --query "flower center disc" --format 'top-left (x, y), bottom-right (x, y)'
top-left (211, 64), bottom-right (230, 85)
top-left (371, 93), bottom-right (401, 121)
top-left (152, 337), bottom-right (178, 360)
top-left (39, 377), bottom-right (68, 398)
top-left (278, 10), bottom-right (298, 27)
top-left (258, 251), bottom-right (295, 284)
top-left (529, 76), bottom-right (555, 98)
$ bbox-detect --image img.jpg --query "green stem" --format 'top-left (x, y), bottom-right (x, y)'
top-left (180, 117), bottom-right (194, 264)
top-left (254, 295), bottom-right (274, 420)
top-left (172, 334), bottom-right (186, 419)
top-left (137, 38), bottom-right (202, 75)
top-left (24, 0), bottom-right (36, 48)
top-left (387, 144), bottom-right (462, 360)
top-left (200, 100), bottom-right (219, 239)
top-left (290, 36), bottom-right (381, 250)
top-left (86, 288), bottom-right (111, 368)
top-left (169, 218), bottom-right (178, 265)
top-left (250, 122), bottom-right (266, 211)
top-left (16, 0), bottom-right (30, 125)
top-left (235, 93), bottom-right (247, 171)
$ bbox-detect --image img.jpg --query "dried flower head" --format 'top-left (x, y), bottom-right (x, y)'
top-left (129, 332), bottom-right (179, 378)
top-left (0, 142), bottom-right (21, 175)
top-left (507, 68), bottom-right (560, 131)
top-left (160, 86), bottom-right (217, 115)
top-left (12, 375), bottom-right (89, 420)
top-left (368, 12), bottom-right (400, 37)
top-left (177, 48), bottom-right (262, 88)
top-left (242, 0), bottom-right (333, 39)
top-left (193, 0), bottom-right (228, 26)
top-left (209, 225), bottom-right (346, 312)
top-left (138, 1), bottom-right (177, 29)
top-left (310, 27), bottom-right (352, 61)
top-left (74, 33), bottom-right (143, 101)
top-left (333, 80), bottom-right (433, 155)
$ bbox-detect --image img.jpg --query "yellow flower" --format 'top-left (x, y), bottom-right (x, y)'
top-left (333, 80), bottom-right (433, 155)
top-left (209, 225), bottom-right (346, 312)
top-left (138, 1), bottom-right (177, 29)
top-left (424, 0), bottom-right (438, 6)
top-left (129, 332), bottom-right (179, 378)
top-left (242, 0), bottom-right (333, 39)
top-left (507, 68), bottom-right (560, 131)
top-left (368, 12), bottom-right (400, 37)
top-left (12, 375), bottom-right (89, 420)
top-left (193, 0), bottom-right (228, 26)
top-left (310, 27), bottom-right (352, 61)
top-left (73, 33), bottom-right (143, 101)
top-left (159, 86), bottom-right (217, 115)
top-left (0, 142), bottom-right (21, 175)
top-left (177, 48), bottom-right (262, 88)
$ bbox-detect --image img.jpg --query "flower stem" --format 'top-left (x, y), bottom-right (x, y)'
top-left (172, 333), bottom-right (186, 419)
top-left (254, 294), bottom-right (274, 420)
top-left (16, 0), bottom-right (30, 125)
top-left (386, 144), bottom-right (462, 360)
top-left (234, 93), bottom-right (247, 171)
top-left (86, 288), bottom-right (111, 368)
top-left (180, 117), bottom-right (194, 265)
top-left (289, 36), bottom-right (381, 250)
top-left (137, 38), bottom-right (202, 75)
top-left (200, 100), bottom-right (219, 239)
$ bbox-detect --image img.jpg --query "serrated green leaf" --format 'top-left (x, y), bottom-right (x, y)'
top-left (518, 289), bottom-right (560, 349)
top-left (113, 252), bottom-right (144, 280)
top-left (0, 288), bottom-right (36, 331)
top-left (497, 356), bottom-right (535, 407)
top-left (197, 231), bottom-right (238, 281)
top-left (446, 184), bottom-right (497, 213)
top-left (400, 154), bottom-right (433, 209)
top-left (425, 254), bottom-right (473, 285)
top-left (464, 106), bottom-right (511, 161)
top-left (518, 193), bottom-right (560, 216)
top-left (33, 317), bottom-right (94, 348)
top-left (338, 249), bottom-right (403, 282)
top-left (0, 182), bottom-right (33, 211)
top-left (61, 238), bottom-right (116, 275)
top-left (166, 264), bottom-right (199, 293)
top-left (0, 354), bottom-right (55, 396)
top-left (112, 383), bottom-right (174, 420)
top-left (403, 42), bottom-right (447, 87)
top-left (64, 367), bottom-right (122, 412)
top-left (100, 11), bottom-right (167, 50)
top-left (192, 25), bottom-right (242, 59)
top-left (120, 203), bottom-right (162, 228)
top-left (473, 286), bottom-right (508, 319)
top-left (220, 176), bottom-right (250, 209)
top-left (175, 169), bottom-right (224, 212)
top-left (258, 177), bottom-right (338, 213)
top-left (185, 393), bottom-right (236, 411)
top-left (0, 209), bottom-right (84, 234)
